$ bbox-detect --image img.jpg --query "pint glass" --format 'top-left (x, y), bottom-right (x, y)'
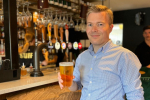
top-left (59, 62), bottom-right (74, 87)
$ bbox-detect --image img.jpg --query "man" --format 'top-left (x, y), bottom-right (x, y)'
top-left (135, 25), bottom-right (150, 68)
top-left (58, 5), bottom-right (144, 100)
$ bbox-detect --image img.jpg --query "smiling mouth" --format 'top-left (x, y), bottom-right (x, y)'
top-left (91, 35), bottom-right (100, 38)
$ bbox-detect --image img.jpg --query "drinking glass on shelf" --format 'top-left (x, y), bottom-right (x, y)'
top-left (48, 10), bottom-right (54, 28)
top-left (45, 9), bottom-right (51, 26)
top-left (69, 13), bottom-right (75, 28)
top-left (42, 9), bottom-right (47, 27)
top-left (17, 4), bottom-right (22, 26)
top-left (62, 12), bottom-right (67, 28)
top-left (21, 4), bottom-right (27, 25)
top-left (53, 10), bottom-right (59, 25)
top-left (65, 14), bottom-right (70, 27)
top-left (58, 12), bottom-right (63, 28)
top-left (26, 2), bottom-right (32, 21)
top-left (75, 19), bottom-right (80, 31)
top-left (79, 18), bottom-right (86, 32)
top-left (36, 10), bottom-right (42, 25)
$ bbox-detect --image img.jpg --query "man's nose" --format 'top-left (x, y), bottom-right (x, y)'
top-left (92, 25), bottom-right (98, 32)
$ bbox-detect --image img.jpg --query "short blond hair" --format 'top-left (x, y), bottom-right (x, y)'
top-left (86, 5), bottom-right (113, 25)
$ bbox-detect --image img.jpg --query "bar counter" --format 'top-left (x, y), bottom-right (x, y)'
top-left (0, 66), bottom-right (81, 100)
top-left (0, 67), bottom-right (58, 95)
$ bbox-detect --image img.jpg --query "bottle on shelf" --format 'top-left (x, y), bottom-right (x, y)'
top-left (21, 30), bottom-right (25, 39)
top-left (1, 32), bottom-right (4, 38)
top-left (54, 0), bottom-right (59, 5)
top-left (0, 26), bottom-right (4, 38)
top-left (0, 32), bottom-right (2, 38)
top-left (0, 39), bottom-right (5, 55)
top-left (49, 0), bottom-right (54, 4)
top-left (58, 0), bottom-right (63, 7)
top-left (18, 28), bottom-right (22, 39)
top-left (1, 26), bottom-right (4, 32)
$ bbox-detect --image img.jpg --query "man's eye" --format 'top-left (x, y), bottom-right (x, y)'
top-left (87, 24), bottom-right (92, 26)
top-left (98, 23), bottom-right (103, 26)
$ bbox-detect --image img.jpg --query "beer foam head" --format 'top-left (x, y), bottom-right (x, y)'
top-left (59, 62), bottom-right (73, 66)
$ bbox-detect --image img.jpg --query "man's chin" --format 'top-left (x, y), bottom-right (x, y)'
top-left (91, 42), bottom-right (100, 45)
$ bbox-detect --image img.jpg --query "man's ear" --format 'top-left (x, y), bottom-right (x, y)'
top-left (109, 24), bottom-right (114, 33)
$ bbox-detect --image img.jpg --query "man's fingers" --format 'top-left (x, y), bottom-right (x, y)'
top-left (58, 72), bottom-right (64, 89)
top-left (58, 81), bottom-right (64, 89)
top-left (58, 79), bottom-right (63, 89)
top-left (58, 72), bottom-right (61, 77)
top-left (58, 76), bottom-right (63, 83)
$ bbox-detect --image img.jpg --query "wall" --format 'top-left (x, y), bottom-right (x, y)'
top-left (113, 7), bottom-right (150, 52)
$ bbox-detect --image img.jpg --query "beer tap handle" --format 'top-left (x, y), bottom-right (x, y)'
top-left (59, 27), bottom-right (63, 43)
top-left (42, 33), bottom-right (45, 43)
top-left (66, 48), bottom-right (69, 62)
top-left (39, 25), bottom-right (45, 43)
top-left (34, 23), bottom-right (38, 46)
top-left (59, 27), bottom-right (64, 53)
top-left (65, 24), bottom-right (69, 61)
top-left (54, 24), bottom-right (60, 53)
top-left (65, 24), bottom-right (69, 43)
top-left (47, 23), bottom-right (52, 42)
top-left (54, 25), bottom-right (58, 41)
top-left (47, 23), bottom-right (52, 46)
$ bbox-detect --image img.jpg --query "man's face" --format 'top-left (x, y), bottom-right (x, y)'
top-left (86, 12), bottom-right (113, 47)
top-left (143, 29), bottom-right (150, 41)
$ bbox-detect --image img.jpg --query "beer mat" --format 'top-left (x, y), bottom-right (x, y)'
top-left (139, 71), bottom-right (146, 74)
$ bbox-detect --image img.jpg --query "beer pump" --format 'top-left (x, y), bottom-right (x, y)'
top-left (65, 24), bottom-right (69, 62)
top-left (59, 27), bottom-right (64, 53)
top-left (30, 23), bottom-right (48, 77)
top-left (47, 23), bottom-right (53, 53)
top-left (54, 24), bottom-right (60, 53)
top-left (61, 30), bottom-right (66, 52)
top-left (59, 27), bottom-right (63, 43)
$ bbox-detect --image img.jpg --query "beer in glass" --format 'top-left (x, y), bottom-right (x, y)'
top-left (59, 62), bottom-right (74, 87)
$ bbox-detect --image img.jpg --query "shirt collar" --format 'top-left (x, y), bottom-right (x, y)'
top-left (88, 40), bottom-right (113, 55)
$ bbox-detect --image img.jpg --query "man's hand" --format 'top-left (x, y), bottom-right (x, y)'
top-left (58, 72), bottom-right (64, 89)
top-left (58, 72), bottom-right (75, 89)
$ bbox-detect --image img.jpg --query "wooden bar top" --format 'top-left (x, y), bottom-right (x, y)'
top-left (0, 68), bottom-right (58, 95)
top-left (6, 83), bottom-right (81, 100)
